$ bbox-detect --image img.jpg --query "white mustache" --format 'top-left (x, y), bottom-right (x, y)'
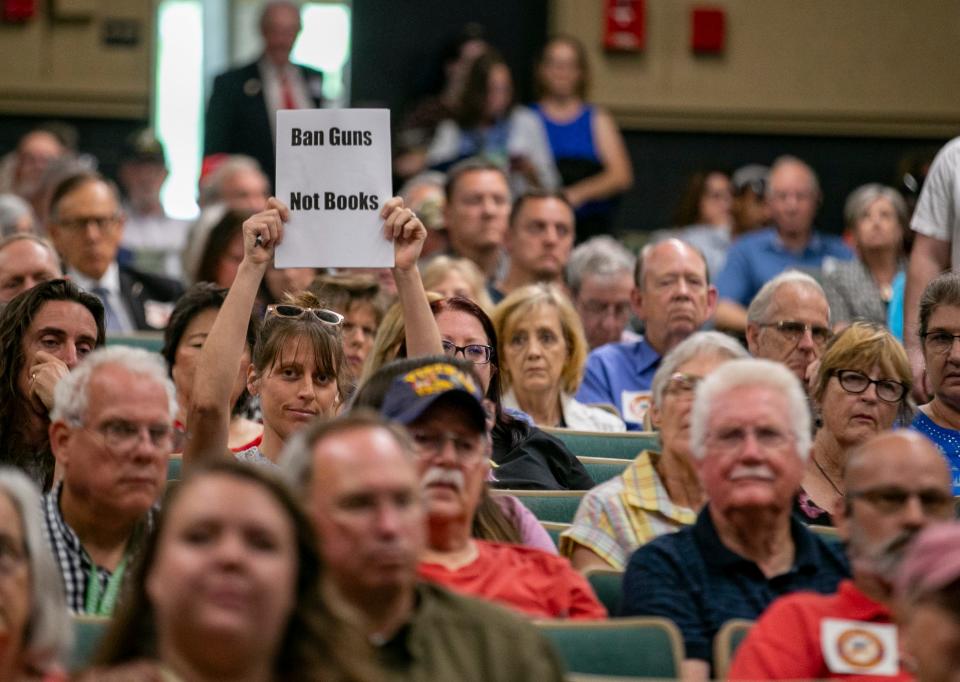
top-left (422, 467), bottom-right (464, 492)
top-left (729, 465), bottom-right (775, 481)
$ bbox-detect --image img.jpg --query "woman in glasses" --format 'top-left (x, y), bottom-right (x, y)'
top-left (909, 271), bottom-right (960, 495)
top-left (492, 283), bottom-right (625, 431)
top-left (799, 322), bottom-right (912, 526)
top-left (185, 196), bottom-right (435, 468)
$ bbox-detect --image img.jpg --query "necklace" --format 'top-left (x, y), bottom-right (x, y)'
top-left (812, 455), bottom-right (843, 496)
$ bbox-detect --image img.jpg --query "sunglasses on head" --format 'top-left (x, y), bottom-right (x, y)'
top-left (266, 304), bottom-right (344, 326)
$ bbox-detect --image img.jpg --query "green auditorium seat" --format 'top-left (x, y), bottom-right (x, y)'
top-left (536, 617), bottom-right (684, 678)
top-left (713, 619), bottom-right (754, 679)
top-left (105, 333), bottom-right (165, 353)
top-left (577, 456), bottom-right (629, 485)
top-left (70, 615), bottom-right (110, 671)
top-left (540, 521), bottom-right (570, 549)
top-left (167, 456), bottom-right (182, 481)
top-left (584, 568), bottom-right (624, 616)
top-left (542, 428), bottom-right (660, 460)
top-left (494, 490), bottom-right (585, 524)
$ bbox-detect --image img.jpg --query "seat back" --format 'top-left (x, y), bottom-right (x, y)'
top-left (493, 489), bottom-right (585, 524)
top-left (167, 456), bottom-right (182, 481)
top-left (577, 456), bottom-right (629, 485)
top-left (105, 333), bottom-right (165, 353)
top-left (536, 617), bottom-right (684, 678)
top-left (584, 568), bottom-right (624, 616)
top-left (540, 521), bottom-right (570, 549)
top-left (542, 428), bottom-right (660, 460)
top-left (70, 615), bottom-right (111, 671)
top-left (713, 618), bottom-right (754, 679)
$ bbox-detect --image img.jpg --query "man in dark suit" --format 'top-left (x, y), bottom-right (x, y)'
top-left (204, 0), bottom-right (324, 186)
top-left (46, 170), bottom-right (183, 334)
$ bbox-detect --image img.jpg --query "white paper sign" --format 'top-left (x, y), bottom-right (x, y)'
top-left (274, 109), bottom-right (393, 268)
top-left (821, 618), bottom-right (899, 676)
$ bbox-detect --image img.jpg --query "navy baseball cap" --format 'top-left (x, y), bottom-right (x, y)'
top-left (380, 362), bottom-right (487, 431)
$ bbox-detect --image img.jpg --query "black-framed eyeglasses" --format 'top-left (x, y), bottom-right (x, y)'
top-left (441, 340), bottom-right (493, 365)
top-left (757, 320), bottom-right (831, 346)
top-left (266, 304), bottom-right (344, 326)
top-left (847, 486), bottom-right (954, 517)
top-left (408, 429), bottom-right (486, 462)
top-left (833, 369), bottom-right (907, 403)
top-left (921, 331), bottom-right (960, 356)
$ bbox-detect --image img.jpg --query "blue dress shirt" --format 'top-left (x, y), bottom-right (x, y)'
top-left (716, 227), bottom-right (853, 306)
top-left (575, 338), bottom-right (661, 431)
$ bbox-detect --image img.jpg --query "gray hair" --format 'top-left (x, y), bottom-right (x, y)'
top-left (0, 232), bottom-right (60, 262)
top-left (0, 194), bottom-right (34, 236)
top-left (843, 183), bottom-right (908, 230)
top-left (566, 236), bottom-right (636, 296)
top-left (280, 409), bottom-right (414, 499)
top-left (50, 346), bottom-right (177, 425)
top-left (746, 270), bottom-right (831, 326)
top-left (650, 331), bottom-right (748, 407)
top-left (767, 155), bottom-right (821, 199)
top-left (399, 171), bottom-right (446, 203)
top-left (690, 358), bottom-right (811, 461)
top-left (198, 155), bottom-right (266, 208)
top-left (0, 468), bottom-right (72, 670)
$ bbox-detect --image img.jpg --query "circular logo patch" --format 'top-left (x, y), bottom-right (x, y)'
top-left (837, 628), bottom-right (885, 669)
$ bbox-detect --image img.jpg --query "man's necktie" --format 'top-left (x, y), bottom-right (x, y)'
top-left (91, 287), bottom-right (123, 334)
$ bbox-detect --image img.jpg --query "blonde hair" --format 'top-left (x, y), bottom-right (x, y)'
top-left (813, 321), bottom-right (912, 404)
top-left (361, 291), bottom-right (444, 383)
top-left (492, 283), bottom-right (587, 395)
top-left (420, 255), bottom-right (494, 313)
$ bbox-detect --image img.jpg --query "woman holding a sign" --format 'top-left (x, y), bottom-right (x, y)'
top-left (183, 195), bottom-right (437, 467)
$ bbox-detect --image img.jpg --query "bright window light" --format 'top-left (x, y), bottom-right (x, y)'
top-left (155, 0), bottom-right (203, 220)
top-left (291, 4), bottom-right (351, 105)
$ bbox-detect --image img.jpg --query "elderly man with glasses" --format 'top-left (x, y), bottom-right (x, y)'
top-left (621, 358), bottom-right (849, 682)
top-left (745, 270), bottom-right (832, 388)
top-left (43, 346), bottom-right (176, 615)
top-left (46, 170), bottom-right (183, 334)
top-left (730, 430), bottom-right (953, 680)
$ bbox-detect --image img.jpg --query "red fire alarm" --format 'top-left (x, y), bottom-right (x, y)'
top-left (604, 0), bottom-right (645, 52)
top-left (2, 0), bottom-right (37, 22)
top-left (691, 7), bottom-right (725, 54)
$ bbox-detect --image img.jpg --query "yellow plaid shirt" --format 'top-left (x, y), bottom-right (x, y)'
top-left (559, 450), bottom-right (696, 570)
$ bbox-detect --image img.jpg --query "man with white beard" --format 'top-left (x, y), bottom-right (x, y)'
top-left (729, 430), bottom-right (953, 680)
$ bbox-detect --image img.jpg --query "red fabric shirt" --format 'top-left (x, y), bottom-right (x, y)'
top-left (417, 540), bottom-right (607, 620)
top-left (729, 580), bottom-right (913, 680)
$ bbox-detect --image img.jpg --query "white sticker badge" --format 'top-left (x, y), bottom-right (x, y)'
top-left (821, 618), bottom-right (899, 676)
top-left (621, 390), bottom-right (651, 426)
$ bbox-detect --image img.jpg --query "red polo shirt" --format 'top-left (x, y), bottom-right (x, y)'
top-left (729, 580), bottom-right (912, 680)
top-left (418, 540), bottom-right (606, 620)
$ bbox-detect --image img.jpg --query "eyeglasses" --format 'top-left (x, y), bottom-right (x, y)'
top-left (847, 487), bottom-right (954, 517)
top-left (86, 419), bottom-right (174, 453)
top-left (833, 369), bottom-right (907, 403)
top-left (441, 340), bottom-right (493, 365)
top-left (707, 425), bottom-right (794, 451)
top-left (266, 304), bottom-right (344, 326)
top-left (665, 372), bottom-right (701, 397)
top-left (57, 215), bottom-right (121, 233)
top-left (581, 301), bottom-right (632, 319)
top-left (921, 331), bottom-right (960, 355)
top-left (408, 429), bottom-right (486, 462)
top-left (757, 320), bottom-right (832, 346)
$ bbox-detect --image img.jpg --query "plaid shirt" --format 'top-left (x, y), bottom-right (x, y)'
top-left (559, 450), bottom-right (696, 570)
top-left (41, 482), bottom-right (151, 614)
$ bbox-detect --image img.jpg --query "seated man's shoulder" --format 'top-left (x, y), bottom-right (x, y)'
top-left (120, 264), bottom-right (185, 300)
top-left (587, 339), bottom-right (651, 365)
top-left (482, 540), bottom-right (579, 577)
top-left (728, 226), bottom-right (776, 251)
top-left (626, 523), bottom-right (697, 568)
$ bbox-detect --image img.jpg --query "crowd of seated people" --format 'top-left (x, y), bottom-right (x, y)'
top-left (3, 6), bottom-right (960, 680)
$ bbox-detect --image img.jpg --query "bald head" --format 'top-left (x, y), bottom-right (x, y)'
top-left (766, 156), bottom-right (820, 239)
top-left (844, 430), bottom-right (951, 491)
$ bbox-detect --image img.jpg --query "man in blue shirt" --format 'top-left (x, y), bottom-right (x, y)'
top-left (575, 238), bottom-right (716, 429)
top-left (621, 359), bottom-right (849, 681)
top-left (715, 156), bottom-right (852, 333)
